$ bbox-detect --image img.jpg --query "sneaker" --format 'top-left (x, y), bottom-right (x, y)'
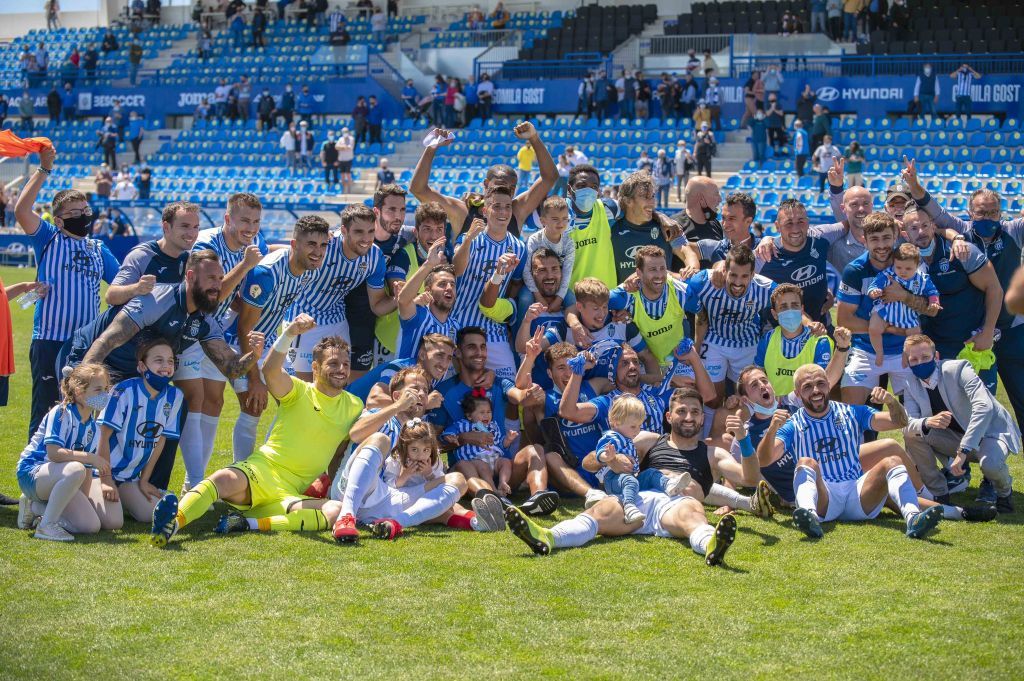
top-left (749, 480), bottom-right (776, 519)
top-left (332, 513), bottom-right (359, 543)
top-left (996, 494), bottom-right (1014, 514)
top-left (505, 505), bottom-right (555, 556)
top-left (665, 472), bottom-right (692, 497)
top-left (520, 489), bottom-right (560, 516)
top-left (302, 472), bottom-right (332, 499)
top-left (906, 506), bottom-right (943, 539)
top-left (793, 507), bottom-right (823, 538)
top-left (34, 521), bottom-right (74, 542)
top-left (149, 493), bottom-right (179, 548)
top-left (584, 488), bottom-right (608, 509)
top-left (471, 493), bottom-right (506, 532)
top-left (17, 494), bottom-right (38, 530)
top-left (705, 513), bottom-right (737, 567)
top-left (944, 464), bottom-right (971, 495)
top-left (976, 477), bottom-right (998, 505)
top-left (961, 504), bottom-right (997, 522)
top-left (370, 518), bottom-right (403, 540)
top-left (623, 503), bottom-right (647, 524)
top-left (215, 511), bottom-right (250, 534)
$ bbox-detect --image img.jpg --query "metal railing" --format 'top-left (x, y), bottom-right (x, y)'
top-left (642, 34), bottom-right (734, 57)
top-left (421, 29), bottom-right (521, 49)
top-left (732, 53), bottom-right (1024, 78)
top-left (476, 52), bottom-right (612, 82)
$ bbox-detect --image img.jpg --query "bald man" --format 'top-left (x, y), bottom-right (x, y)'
top-left (671, 175), bottom-right (723, 242)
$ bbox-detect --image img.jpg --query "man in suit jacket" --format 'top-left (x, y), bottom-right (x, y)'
top-left (902, 334), bottom-right (1018, 512)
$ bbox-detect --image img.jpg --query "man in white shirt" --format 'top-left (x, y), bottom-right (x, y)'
top-left (564, 145), bottom-right (588, 167)
top-left (111, 174), bottom-right (138, 201)
top-left (812, 134), bottom-right (842, 194)
top-left (335, 126), bottom-right (355, 194)
top-left (280, 122), bottom-right (296, 168)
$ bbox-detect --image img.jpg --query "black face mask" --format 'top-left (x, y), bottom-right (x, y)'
top-left (61, 213), bottom-right (94, 237)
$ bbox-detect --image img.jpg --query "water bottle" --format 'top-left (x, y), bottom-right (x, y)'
top-left (14, 286), bottom-right (43, 309)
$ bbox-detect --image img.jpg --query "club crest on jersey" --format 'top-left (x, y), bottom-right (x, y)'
top-left (938, 258), bottom-right (950, 272)
top-left (650, 227), bottom-right (660, 240)
top-left (358, 262), bottom-right (368, 273)
top-left (163, 403), bottom-right (172, 418)
top-left (833, 412), bottom-right (847, 430)
top-left (189, 319), bottom-right (201, 337)
top-left (249, 284), bottom-right (262, 299)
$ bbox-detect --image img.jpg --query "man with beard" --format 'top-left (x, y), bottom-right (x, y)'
top-left (396, 239), bottom-right (459, 358)
top-left (505, 388), bottom-right (740, 567)
top-left (837, 213), bottom-right (934, 405)
top-left (758, 364), bottom-right (944, 540)
top-left (230, 216), bottom-right (330, 462)
top-left (290, 205), bottom-right (394, 383)
top-left (687, 192), bottom-right (760, 268)
top-left (348, 333), bottom-right (455, 408)
top-left (62, 250), bottom-right (263, 490)
top-left (149, 315), bottom-right (365, 547)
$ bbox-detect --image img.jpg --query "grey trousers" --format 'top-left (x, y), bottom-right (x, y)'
top-left (904, 427), bottom-right (1013, 497)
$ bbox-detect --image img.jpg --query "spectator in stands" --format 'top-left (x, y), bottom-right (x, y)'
top-left (616, 68), bottom-right (636, 120)
top-left (296, 120), bottom-right (315, 170)
top-left (749, 110), bottom-right (768, 165)
top-left (780, 10), bottom-right (802, 34)
top-left (237, 74), bottom-right (253, 122)
top-left (69, 47), bottom-right (81, 69)
top-left (913, 63), bottom-right (939, 117)
top-left (57, 83), bottom-right (75, 124)
top-left (517, 140), bottom-right (536, 190)
top-left (99, 116), bottom-right (119, 168)
top-left (636, 150), bottom-right (653, 173)
top-left (60, 54), bottom-right (79, 88)
top-left (131, 0), bottom-right (145, 21)
top-left (565, 145), bottom-right (588, 167)
top-left (845, 141), bottom-right (865, 187)
top-left (705, 77), bottom-right (722, 130)
top-left (225, 92), bottom-right (240, 121)
top-left (444, 78), bottom-right (459, 127)
top-left (810, 0), bottom-right (827, 34)
top-left (554, 153), bottom-right (570, 197)
top-left (826, 0), bottom-right (842, 38)
top-left (429, 75), bottom-right (445, 125)
top-left (198, 29), bottom-right (212, 60)
top-left (136, 160), bottom-right (152, 200)
top-left (577, 73), bottom-right (594, 118)
top-left (694, 123), bottom-right (714, 178)
top-left (46, 87), bottom-right (61, 125)
top-left (635, 71), bottom-right (652, 120)
top-left (128, 111), bottom-right (144, 165)
top-left (477, 73), bottom-right (494, 119)
top-left (194, 97), bottom-right (211, 120)
top-left (765, 94), bottom-right (785, 155)
top-left (400, 79), bottom-right (417, 117)
top-left (82, 44), bottom-right (99, 82)
top-left (336, 126), bottom-right (355, 193)
top-left (866, 0), bottom-right (886, 32)
top-left (467, 5), bottom-right (484, 29)
top-left (653, 150), bottom-right (673, 209)
top-left (329, 11), bottom-right (350, 44)
top-left (763, 65), bottom-right (783, 102)
top-left (368, 95), bottom-right (384, 144)
top-left (702, 50), bottom-right (719, 79)
top-left (679, 73), bottom-right (698, 120)
top-left (102, 30), bottom-right (119, 53)
top-left (842, 0), bottom-right (864, 42)
top-left (888, 0), bottom-right (910, 39)
top-left (321, 130), bottom-right (341, 188)
top-left (146, 0), bottom-right (161, 27)
top-left (796, 84), bottom-right (816, 129)
top-left (464, 76), bottom-right (478, 122)
top-left (35, 42), bottom-right (48, 73)
top-left (112, 99), bottom-right (127, 140)
top-left (18, 91), bottom-right (33, 133)
top-left (297, 84), bottom-right (315, 125)
top-left (793, 119), bottom-right (810, 177)
top-left (674, 140), bottom-right (693, 201)
top-left (812, 134), bottom-right (842, 193)
top-left (375, 158), bottom-right (395, 191)
top-left (371, 5), bottom-right (387, 44)
top-left (387, 0), bottom-right (397, 18)
top-left (593, 71), bottom-right (611, 120)
top-left (0, 95), bottom-right (7, 130)
top-left (685, 49), bottom-right (700, 74)
top-left (352, 95), bottom-right (369, 146)
top-left (229, 7), bottom-right (246, 48)
top-left (489, 1), bottom-right (509, 28)
top-left (657, 74), bottom-right (675, 120)
top-left (94, 164), bottom-right (114, 198)
top-left (810, 102), bottom-right (830, 149)
top-left (741, 71), bottom-right (759, 127)
top-left (251, 7), bottom-right (267, 47)
top-left (46, 0), bottom-right (61, 30)
top-left (129, 39), bottom-right (144, 86)
top-left (255, 88), bottom-right (275, 131)
top-left (280, 122), bottom-right (297, 169)
top-left (112, 172), bottom-right (139, 201)
top-left (213, 78), bottom-right (229, 119)
top-left (278, 83), bottom-right (295, 126)
top-left (951, 63), bottom-right (981, 120)
top-left (693, 100), bottom-right (712, 130)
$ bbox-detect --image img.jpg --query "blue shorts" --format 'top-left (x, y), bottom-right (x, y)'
top-left (17, 463), bottom-right (43, 504)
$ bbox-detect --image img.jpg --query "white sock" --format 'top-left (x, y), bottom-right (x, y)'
top-left (31, 501), bottom-right (46, 516)
top-left (550, 513), bottom-right (599, 548)
top-left (941, 504), bottom-right (963, 520)
top-left (393, 483), bottom-right (461, 527)
top-left (689, 524), bottom-right (714, 555)
top-left (886, 465), bottom-right (921, 521)
top-left (339, 445), bottom-right (384, 517)
top-left (180, 413), bottom-right (206, 489)
top-left (705, 482), bottom-right (751, 511)
top-left (232, 413), bottom-right (260, 462)
top-left (200, 413), bottom-right (220, 466)
top-left (40, 473), bottom-right (83, 527)
top-left (794, 465), bottom-right (820, 520)
top-left (917, 485), bottom-right (935, 501)
top-left (246, 518), bottom-right (260, 529)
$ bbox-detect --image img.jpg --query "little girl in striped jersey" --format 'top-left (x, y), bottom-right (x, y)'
top-left (867, 243), bottom-right (940, 367)
top-left (97, 338), bottom-right (184, 524)
top-left (596, 395), bottom-right (692, 523)
top-left (442, 390), bottom-right (518, 496)
top-left (16, 363), bottom-right (113, 541)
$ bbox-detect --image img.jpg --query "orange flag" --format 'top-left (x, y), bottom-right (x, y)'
top-left (0, 129), bottom-right (53, 157)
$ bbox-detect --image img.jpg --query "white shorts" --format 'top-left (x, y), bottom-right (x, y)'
top-left (357, 482), bottom-right (427, 524)
top-left (291, 321), bottom-right (349, 373)
top-left (231, 346), bottom-right (273, 394)
top-left (702, 341), bottom-right (757, 384)
top-left (485, 338), bottom-right (518, 381)
top-left (631, 490), bottom-right (686, 538)
top-left (821, 475), bottom-right (886, 522)
top-left (841, 346), bottom-right (911, 394)
top-left (173, 342), bottom-right (229, 382)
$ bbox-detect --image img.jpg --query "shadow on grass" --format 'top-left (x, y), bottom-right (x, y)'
top-left (737, 525), bottom-right (780, 546)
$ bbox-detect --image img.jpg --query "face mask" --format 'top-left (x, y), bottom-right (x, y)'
top-left (143, 369), bottom-right (171, 392)
top-left (972, 218), bottom-right (1000, 238)
top-left (777, 309), bottom-right (804, 333)
top-left (702, 204), bottom-right (719, 227)
top-left (910, 358), bottom-right (937, 381)
top-left (572, 187), bottom-right (598, 213)
top-left (918, 239), bottom-right (935, 257)
top-left (61, 213), bottom-right (94, 237)
top-left (923, 67), bottom-right (931, 75)
top-left (84, 393), bottom-right (109, 411)
top-left (748, 398), bottom-right (778, 417)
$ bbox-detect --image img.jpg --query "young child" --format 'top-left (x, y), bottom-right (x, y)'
top-left (867, 243), bottom-right (940, 366)
top-left (595, 394), bottom-right (691, 523)
top-left (522, 196), bottom-right (575, 312)
top-left (16, 363), bottom-right (112, 541)
top-left (97, 338), bottom-right (184, 523)
top-left (442, 390), bottom-right (518, 496)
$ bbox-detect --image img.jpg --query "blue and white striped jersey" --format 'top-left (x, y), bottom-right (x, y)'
top-left (685, 269), bottom-right (777, 347)
top-left (397, 307), bottom-right (461, 359)
top-left (453, 230), bottom-right (527, 343)
top-left (17, 402), bottom-right (98, 476)
top-left (233, 248), bottom-right (310, 345)
top-left (596, 429), bottom-right (638, 479)
top-left (868, 267), bottom-right (939, 329)
top-left (293, 235), bottom-right (386, 326)
top-left (193, 226), bottom-right (270, 324)
top-left (775, 402), bottom-right (877, 483)
top-left (101, 377), bottom-right (184, 483)
top-left (31, 220), bottom-right (120, 341)
top-left (441, 418), bottom-right (507, 462)
top-left (608, 278), bottom-right (697, 319)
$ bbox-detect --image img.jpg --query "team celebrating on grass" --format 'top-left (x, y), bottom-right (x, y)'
top-left (11, 120), bottom-right (1023, 568)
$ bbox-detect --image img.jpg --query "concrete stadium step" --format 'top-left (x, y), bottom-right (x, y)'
top-left (110, 29), bottom-right (198, 87)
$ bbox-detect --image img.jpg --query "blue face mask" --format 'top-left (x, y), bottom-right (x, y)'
top-left (972, 218), bottom-right (1000, 238)
top-left (572, 187), bottom-right (598, 214)
top-left (777, 309), bottom-right (804, 333)
top-left (910, 358), bottom-right (937, 381)
top-left (143, 369), bottom-right (172, 392)
top-left (748, 399), bottom-right (778, 417)
top-left (918, 239), bottom-right (935, 257)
